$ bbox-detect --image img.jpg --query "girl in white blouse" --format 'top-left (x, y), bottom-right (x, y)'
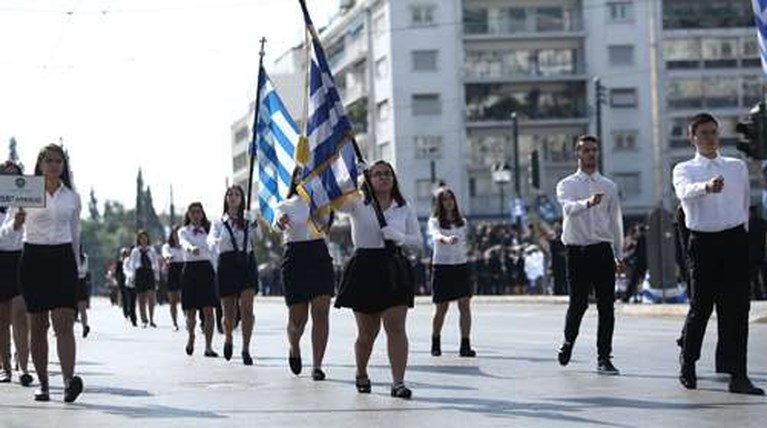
top-left (428, 187), bottom-right (476, 358)
top-left (273, 170), bottom-right (334, 380)
top-left (178, 202), bottom-right (218, 358)
top-left (19, 144), bottom-right (83, 402)
top-left (207, 185), bottom-right (257, 365)
top-left (128, 230), bottom-right (160, 328)
top-left (0, 160), bottom-right (32, 387)
top-left (334, 160), bottom-right (422, 399)
top-left (161, 225), bottom-right (184, 331)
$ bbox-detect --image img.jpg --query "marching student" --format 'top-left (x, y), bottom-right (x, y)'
top-left (0, 160), bottom-right (33, 387)
top-left (162, 225), bottom-right (184, 331)
top-left (128, 230), bottom-right (159, 328)
top-left (178, 202), bottom-right (218, 358)
top-left (335, 160), bottom-right (422, 399)
top-left (19, 144), bottom-right (83, 402)
top-left (208, 186), bottom-right (257, 365)
top-left (76, 249), bottom-right (91, 337)
top-left (427, 187), bottom-right (476, 358)
top-left (273, 169), bottom-right (334, 380)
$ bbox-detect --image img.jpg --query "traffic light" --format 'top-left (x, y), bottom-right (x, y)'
top-left (528, 149), bottom-right (540, 189)
top-left (736, 101), bottom-right (767, 160)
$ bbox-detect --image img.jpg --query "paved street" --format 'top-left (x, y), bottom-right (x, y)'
top-left (1, 298), bottom-right (765, 427)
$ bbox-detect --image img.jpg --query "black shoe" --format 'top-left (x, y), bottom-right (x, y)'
top-left (224, 342), bottom-right (233, 361)
top-left (34, 388), bottom-right (50, 402)
top-left (679, 361), bottom-right (697, 390)
top-left (0, 371), bottom-right (10, 383)
top-left (355, 375), bottom-right (371, 393)
top-left (204, 350), bottom-right (218, 358)
top-left (312, 368), bottom-right (326, 381)
top-left (149, 322), bottom-right (157, 328)
top-left (289, 356), bottom-right (302, 375)
top-left (390, 383), bottom-right (412, 399)
top-left (242, 351), bottom-right (253, 366)
top-left (431, 335), bottom-right (441, 357)
top-left (729, 377), bottom-right (765, 395)
top-left (64, 376), bottom-right (83, 403)
top-left (82, 325), bottom-right (90, 338)
top-left (597, 357), bottom-right (620, 375)
top-left (558, 342), bottom-right (573, 366)
top-left (459, 338), bottom-right (476, 357)
top-left (20, 373), bottom-right (34, 387)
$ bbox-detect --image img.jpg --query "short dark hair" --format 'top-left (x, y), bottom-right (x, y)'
top-left (688, 112), bottom-right (719, 135)
top-left (574, 134), bottom-right (599, 152)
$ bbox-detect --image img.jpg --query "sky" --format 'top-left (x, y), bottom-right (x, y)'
top-left (0, 0), bottom-right (337, 217)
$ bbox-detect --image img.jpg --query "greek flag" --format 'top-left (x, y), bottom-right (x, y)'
top-left (296, 1), bottom-right (359, 231)
top-left (753, 0), bottom-right (767, 76)
top-left (253, 67), bottom-right (299, 223)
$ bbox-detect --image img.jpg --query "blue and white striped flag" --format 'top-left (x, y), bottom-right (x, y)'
top-left (753, 0), bottom-right (767, 76)
top-left (296, 1), bottom-right (359, 231)
top-left (253, 67), bottom-right (299, 224)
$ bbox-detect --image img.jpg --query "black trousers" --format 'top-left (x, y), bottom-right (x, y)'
top-left (682, 226), bottom-right (750, 377)
top-left (123, 287), bottom-right (137, 325)
top-left (563, 242), bottom-right (616, 359)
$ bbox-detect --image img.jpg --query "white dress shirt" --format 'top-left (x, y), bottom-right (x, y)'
top-left (0, 209), bottom-right (23, 251)
top-left (178, 225), bottom-right (215, 263)
top-left (121, 255), bottom-right (135, 288)
top-left (128, 246), bottom-right (160, 280)
top-left (22, 183), bottom-right (81, 267)
top-left (208, 214), bottom-right (254, 254)
top-left (273, 196), bottom-right (321, 243)
top-left (161, 243), bottom-right (184, 264)
top-left (340, 195), bottom-right (422, 252)
top-left (672, 153), bottom-right (749, 232)
top-left (428, 217), bottom-right (468, 265)
top-left (556, 170), bottom-right (624, 259)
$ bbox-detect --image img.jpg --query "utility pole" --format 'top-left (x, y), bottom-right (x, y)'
top-left (594, 76), bottom-right (606, 172)
top-left (511, 112), bottom-right (520, 197)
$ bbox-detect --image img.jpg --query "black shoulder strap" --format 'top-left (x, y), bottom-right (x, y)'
top-left (223, 220), bottom-right (249, 254)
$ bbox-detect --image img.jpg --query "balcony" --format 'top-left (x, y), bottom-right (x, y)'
top-left (463, 7), bottom-right (584, 40)
top-left (466, 83), bottom-right (588, 123)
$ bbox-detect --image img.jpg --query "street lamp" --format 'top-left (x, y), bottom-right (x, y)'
top-left (492, 162), bottom-right (512, 217)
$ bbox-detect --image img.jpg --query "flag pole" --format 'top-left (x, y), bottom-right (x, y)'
top-left (246, 37), bottom-right (268, 212)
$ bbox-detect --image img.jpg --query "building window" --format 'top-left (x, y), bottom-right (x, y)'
top-left (411, 4), bottom-right (436, 26)
top-left (667, 78), bottom-right (703, 109)
top-left (414, 136), bottom-right (443, 159)
top-left (463, 7), bottom-right (488, 34)
top-left (234, 126), bottom-right (249, 143)
top-left (412, 50), bottom-right (438, 71)
top-left (702, 38), bottom-right (738, 68)
top-left (375, 56), bottom-right (388, 79)
top-left (608, 1), bottom-right (634, 22)
top-left (377, 100), bottom-right (391, 122)
top-left (233, 152), bottom-right (248, 171)
top-left (609, 88), bottom-right (638, 108)
top-left (412, 93), bottom-right (441, 116)
top-left (612, 130), bottom-right (639, 152)
top-left (662, 0), bottom-right (753, 30)
top-left (608, 45), bottom-right (635, 66)
top-left (664, 38), bottom-right (701, 69)
top-left (613, 172), bottom-right (641, 197)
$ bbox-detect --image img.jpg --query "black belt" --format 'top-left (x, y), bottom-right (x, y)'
top-left (566, 242), bottom-right (610, 252)
top-left (690, 224), bottom-right (745, 237)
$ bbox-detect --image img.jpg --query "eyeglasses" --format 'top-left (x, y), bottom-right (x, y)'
top-left (371, 170), bottom-right (393, 178)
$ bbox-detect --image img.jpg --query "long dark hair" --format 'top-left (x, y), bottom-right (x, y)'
top-left (135, 229), bottom-right (150, 246)
top-left (167, 224), bottom-right (180, 247)
top-left (183, 202), bottom-right (210, 233)
top-left (433, 187), bottom-right (465, 229)
top-left (34, 144), bottom-right (74, 189)
top-left (363, 160), bottom-right (406, 206)
top-left (222, 185), bottom-right (246, 221)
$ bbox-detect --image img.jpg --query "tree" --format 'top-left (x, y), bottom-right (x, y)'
top-left (88, 188), bottom-right (100, 221)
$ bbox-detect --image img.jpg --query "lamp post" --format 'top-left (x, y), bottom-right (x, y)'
top-left (511, 112), bottom-right (520, 197)
top-left (492, 162), bottom-right (512, 217)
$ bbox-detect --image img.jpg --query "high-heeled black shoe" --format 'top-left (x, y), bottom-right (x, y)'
top-left (242, 351), bottom-right (253, 366)
top-left (289, 355), bottom-right (302, 375)
top-left (34, 387), bottom-right (50, 402)
top-left (64, 376), bottom-right (83, 403)
top-left (20, 373), bottom-right (34, 387)
top-left (204, 349), bottom-right (218, 358)
top-left (390, 382), bottom-right (412, 399)
top-left (224, 342), bottom-right (233, 361)
top-left (355, 375), bottom-right (371, 393)
top-left (312, 368), bottom-right (326, 381)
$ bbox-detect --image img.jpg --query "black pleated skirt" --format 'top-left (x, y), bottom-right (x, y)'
top-left (134, 267), bottom-right (156, 293)
top-left (431, 263), bottom-right (472, 303)
top-left (281, 239), bottom-right (334, 306)
top-left (217, 251), bottom-right (258, 298)
top-left (19, 243), bottom-right (78, 313)
top-left (181, 260), bottom-right (218, 310)
top-left (166, 262), bottom-right (183, 292)
top-left (335, 248), bottom-right (414, 314)
top-left (0, 250), bottom-right (21, 302)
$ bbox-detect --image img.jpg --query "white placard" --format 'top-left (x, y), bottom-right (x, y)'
top-left (0, 175), bottom-right (45, 208)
